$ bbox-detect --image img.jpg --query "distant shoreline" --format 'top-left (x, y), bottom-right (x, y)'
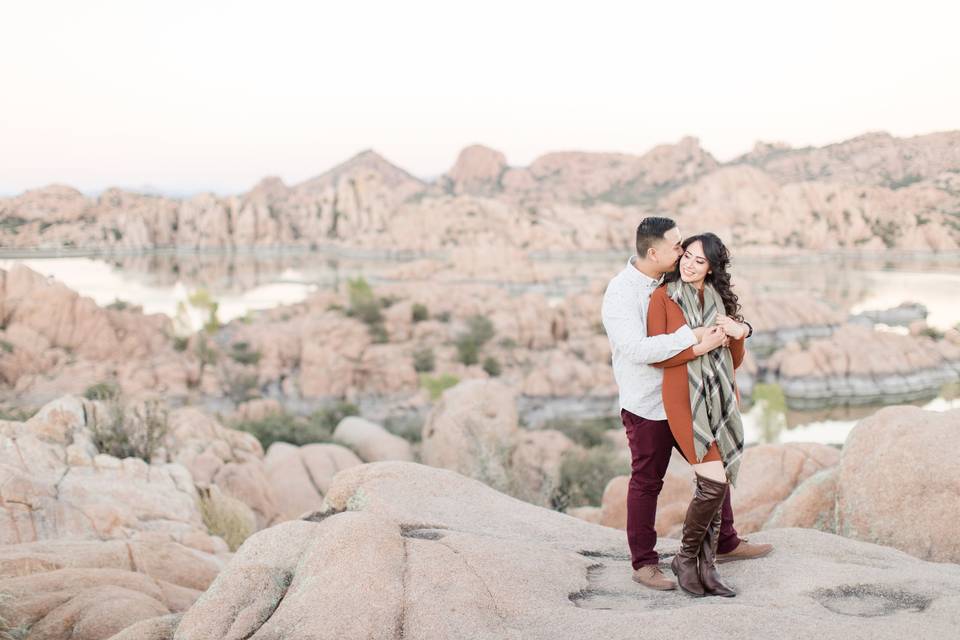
top-left (2, 244), bottom-right (960, 263)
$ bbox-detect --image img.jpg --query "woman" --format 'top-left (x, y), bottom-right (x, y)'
top-left (646, 232), bottom-right (750, 598)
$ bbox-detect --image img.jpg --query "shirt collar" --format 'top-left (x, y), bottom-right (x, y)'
top-left (626, 255), bottom-right (664, 289)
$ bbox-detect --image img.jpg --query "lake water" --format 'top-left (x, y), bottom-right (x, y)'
top-left (3, 250), bottom-right (960, 445)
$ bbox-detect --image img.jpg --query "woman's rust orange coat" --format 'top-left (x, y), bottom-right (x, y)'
top-left (646, 285), bottom-right (746, 465)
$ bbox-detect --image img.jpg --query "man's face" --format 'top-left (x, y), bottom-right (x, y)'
top-left (650, 227), bottom-right (683, 273)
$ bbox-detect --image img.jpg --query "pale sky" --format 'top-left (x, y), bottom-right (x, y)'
top-left (2, 0), bottom-right (959, 196)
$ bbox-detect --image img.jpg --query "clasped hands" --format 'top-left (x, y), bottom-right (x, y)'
top-left (691, 315), bottom-right (747, 356)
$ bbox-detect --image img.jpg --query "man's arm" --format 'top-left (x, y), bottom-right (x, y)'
top-left (601, 284), bottom-right (696, 365)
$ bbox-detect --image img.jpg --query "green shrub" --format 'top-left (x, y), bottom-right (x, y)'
top-left (413, 347), bottom-right (435, 373)
top-left (482, 356), bottom-right (502, 377)
top-left (752, 383), bottom-right (787, 444)
top-left (188, 289), bottom-right (221, 333)
top-left (197, 486), bottom-right (255, 552)
top-left (173, 336), bottom-right (189, 352)
top-left (312, 401), bottom-right (359, 432)
top-left (551, 447), bottom-right (629, 511)
top-left (196, 335), bottom-right (218, 366)
top-left (231, 402), bottom-right (358, 450)
top-left (346, 277), bottom-right (391, 341)
top-left (455, 335), bottom-right (479, 365)
top-left (455, 315), bottom-right (495, 365)
top-left (420, 373), bottom-right (459, 400)
top-left (0, 405), bottom-right (36, 422)
top-left (383, 414), bottom-right (423, 444)
top-left (368, 322), bottom-right (389, 344)
top-left (106, 299), bottom-right (131, 311)
top-left (229, 341), bottom-right (262, 365)
top-left (0, 340), bottom-right (13, 354)
top-left (542, 416), bottom-right (619, 449)
top-left (84, 381), bottom-right (120, 401)
top-left (220, 368), bottom-right (259, 404)
top-left (411, 303), bottom-right (429, 322)
top-left (346, 277), bottom-right (383, 325)
top-left (90, 398), bottom-right (169, 462)
top-left (466, 315), bottom-right (495, 345)
top-left (436, 311), bottom-right (451, 323)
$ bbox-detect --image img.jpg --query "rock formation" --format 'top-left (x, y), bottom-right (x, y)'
top-left (168, 461), bottom-right (960, 639)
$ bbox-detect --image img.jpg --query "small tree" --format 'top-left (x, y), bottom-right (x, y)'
top-left (482, 356), bottom-right (501, 377)
top-left (411, 303), bottom-right (429, 322)
top-left (413, 347), bottom-right (435, 372)
top-left (455, 335), bottom-right (479, 365)
top-left (347, 277), bottom-right (383, 324)
top-left (90, 397), bottom-right (169, 463)
top-left (455, 315), bottom-right (495, 366)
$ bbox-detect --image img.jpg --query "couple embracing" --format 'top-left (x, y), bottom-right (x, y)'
top-left (601, 216), bottom-right (772, 598)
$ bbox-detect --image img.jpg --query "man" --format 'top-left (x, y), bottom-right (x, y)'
top-left (601, 216), bottom-right (772, 591)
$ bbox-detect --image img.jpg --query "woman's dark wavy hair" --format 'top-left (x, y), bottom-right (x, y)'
top-left (664, 232), bottom-right (743, 321)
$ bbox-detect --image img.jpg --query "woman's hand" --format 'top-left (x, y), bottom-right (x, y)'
top-left (716, 315), bottom-right (748, 339)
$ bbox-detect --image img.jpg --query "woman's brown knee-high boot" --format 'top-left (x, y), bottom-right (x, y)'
top-left (698, 484), bottom-right (736, 597)
top-left (671, 474), bottom-right (729, 597)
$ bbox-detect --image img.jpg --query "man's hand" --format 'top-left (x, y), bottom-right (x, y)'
top-left (693, 326), bottom-right (727, 355)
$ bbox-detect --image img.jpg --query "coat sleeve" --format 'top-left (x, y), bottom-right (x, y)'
top-left (648, 288), bottom-right (697, 369)
top-left (730, 334), bottom-right (746, 369)
top-left (601, 281), bottom-right (696, 365)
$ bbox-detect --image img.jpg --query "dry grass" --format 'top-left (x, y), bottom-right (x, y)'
top-left (90, 397), bottom-right (169, 462)
top-left (198, 486), bottom-right (256, 552)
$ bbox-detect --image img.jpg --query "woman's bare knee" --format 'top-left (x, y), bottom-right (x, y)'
top-left (692, 460), bottom-right (726, 483)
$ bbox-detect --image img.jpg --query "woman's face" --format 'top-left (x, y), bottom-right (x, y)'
top-left (679, 241), bottom-right (710, 285)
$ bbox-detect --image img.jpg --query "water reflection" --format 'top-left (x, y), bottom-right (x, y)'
top-left (2, 250), bottom-right (959, 444)
top-left (742, 382), bottom-right (960, 445)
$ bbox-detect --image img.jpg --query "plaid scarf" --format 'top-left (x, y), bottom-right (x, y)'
top-left (666, 280), bottom-right (744, 486)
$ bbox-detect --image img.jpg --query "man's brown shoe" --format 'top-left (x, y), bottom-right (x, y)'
top-left (716, 538), bottom-right (773, 564)
top-left (632, 565), bottom-right (677, 591)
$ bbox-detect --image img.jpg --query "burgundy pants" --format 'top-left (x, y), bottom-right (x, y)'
top-left (621, 408), bottom-right (741, 569)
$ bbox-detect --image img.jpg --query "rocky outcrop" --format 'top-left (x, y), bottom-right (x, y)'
top-left (764, 406), bottom-right (960, 564)
top-left (850, 301), bottom-right (928, 327)
top-left (599, 443), bottom-right (840, 537)
top-left (332, 416), bottom-right (414, 463)
top-left (6, 131), bottom-right (957, 254)
top-left (766, 467), bottom-right (839, 531)
top-left (420, 380), bottom-right (520, 487)
top-left (163, 407), bottom-right (281, 529)
top-left (0, 394), bottom-right (281, 548)
top-left (170, 461), bottom-right (960, 640)
top-left (767, 324), bottom-right (960, 406)
top-left (0, 264), bottom-right (190, 401)
top-left (0, 538), bottom-right (220, 640)
top-left (738, 291), bottom-right (845, 356)
top-left (0, 396), bottom-right (219, 550)
top-left (262, 442), bottom-right (363, 520)
top-left (738, 130), bottom-right (960, 187)
top-left (729, 443), bottom-right (841, 533)
top-left (599, 449), bottom-right (693, 535)
top-left (443, 144), bottom-right (508, 195)
top-left (835, 406), bottom-right (960, 563)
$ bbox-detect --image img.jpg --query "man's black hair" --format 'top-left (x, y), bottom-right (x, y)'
top-left (635, 216), bottom-right (677, 259)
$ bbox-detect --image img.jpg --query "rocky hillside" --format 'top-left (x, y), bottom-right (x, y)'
top-left (3, 131), bottom-right (960, 253)
top-left (3, 392), bottom-right (960, 639)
